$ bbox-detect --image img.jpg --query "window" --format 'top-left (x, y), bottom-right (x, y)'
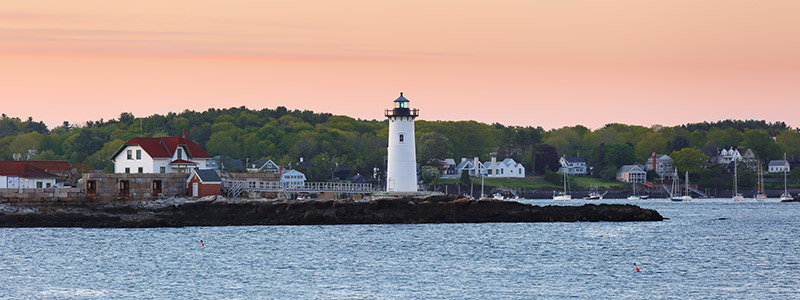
top-left (36, 181), bottom-right (43, 188)
top-left (399, 134), bottom-right (404, 143)
top-left (138, 167), bottom-right (143, 173)
top-left (178, 149), bottom-right (183, 159)
top-left (136, 150), bottom-right (142, 160)
top-left (125, 167), bottom-right (130, 173)
top-left (46, 183), bottom-right (52, 188)
top-left (127, 150), bottom-right (132, 160)
top-left (488, 169), bottom-right (492, 175)
top-left (160, 166), bottom-right (166, 173)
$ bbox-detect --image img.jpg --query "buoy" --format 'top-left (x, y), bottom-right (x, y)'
top-left (634, 263), bottom-right (640, 272)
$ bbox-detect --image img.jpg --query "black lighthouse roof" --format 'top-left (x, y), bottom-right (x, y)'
top-left (394, 92), bottom-right (409, 102)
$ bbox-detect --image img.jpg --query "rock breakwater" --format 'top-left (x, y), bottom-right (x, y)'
top-left (0, 194), bottom-right (663, 228)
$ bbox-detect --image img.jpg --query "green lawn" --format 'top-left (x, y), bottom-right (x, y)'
top-left (439, 176), bottom-right (625, 190)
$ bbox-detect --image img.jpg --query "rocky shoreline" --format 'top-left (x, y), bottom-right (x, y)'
top-left (0, 194), bottom-right (663, 228)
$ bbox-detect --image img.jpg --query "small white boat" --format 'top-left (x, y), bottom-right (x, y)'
top-left (755, 162), bottom-right (767, 200)
top-left (553, 192), bottom-right (572, 201)
top-left (780, 163), bottom-right (792, 201)
top-left (583, 187), bottom-right (606, 200)
top-left (553, 171), bottom-right (571, 200)
top-left (492, 193), bottom-right (504, 200)
top-left (733, 160), bottom-right (745, 201)
top-left (628, 183), bottom-right (640, 200)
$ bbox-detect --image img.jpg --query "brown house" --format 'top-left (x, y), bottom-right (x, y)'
top-left (187, 169), bottom-right (222, 197)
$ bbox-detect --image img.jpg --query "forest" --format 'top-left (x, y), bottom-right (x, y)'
top-left (2, 108), bottom-right (799, 190)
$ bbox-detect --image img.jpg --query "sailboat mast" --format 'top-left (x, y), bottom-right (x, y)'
top-left (734, 160), bottom-right (738, 195)
top-left (685, 171), bottom-right (689, 196)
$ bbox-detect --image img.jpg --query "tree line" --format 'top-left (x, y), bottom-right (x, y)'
top-left (1, 109), bottom-right (799, 188)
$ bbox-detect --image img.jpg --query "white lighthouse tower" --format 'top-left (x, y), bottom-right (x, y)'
top-left (385, 92), bottom-right (419, 192)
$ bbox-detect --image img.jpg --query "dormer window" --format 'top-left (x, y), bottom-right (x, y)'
top-left (178, 148), bottom-right (183, 159)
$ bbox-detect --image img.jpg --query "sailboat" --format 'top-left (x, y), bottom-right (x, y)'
top-left (732, 159), bottom-right (745, 201)
top-left (755, 162), bottom-right (767, 200)
top-left (627, 182), bottom-right (640, 200)
top-left (553, 171), bottom-right (571, 200)
top-left (780, 158), bottom-right (792, 201)
top-left (670, 168), bottom-right (683, 201)
top-left (681, 171), bottom-right (693, 201)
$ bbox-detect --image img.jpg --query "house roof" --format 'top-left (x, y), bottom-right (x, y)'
top-left (282, 169), bottom-right (305, 177)
top-left (113, 136), bottom-right (211, 160)
top-left (769, 160), bottom-right (789, 166)
top-left (618, 165), bottom-right (645, 173)
top-left (1, 160), bottom-right (72, 172)
top-left (170, 159), bottom-right (197, 165)
top-left (0, 161), bottom-right (59, 178)
top-left (563, 156), bottom-right (586, 163)
top-left (443, 158), bottom-right (456, 165)
top-left (191, 169), bottom-right (222, 183)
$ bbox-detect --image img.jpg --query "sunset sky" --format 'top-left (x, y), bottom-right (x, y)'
top-left (2, 0), bottom-right (799, 130)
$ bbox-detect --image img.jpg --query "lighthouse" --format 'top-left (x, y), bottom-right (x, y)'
top-left (385, 92), bottom-right (419, 192)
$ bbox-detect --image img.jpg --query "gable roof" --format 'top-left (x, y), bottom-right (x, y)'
top-left (113, 136), bottom-right (210, 160)
top-left (0, 160), bottom-right (71, 173)
top-left (563, 156), bottom-right (586, 163)
top-left (769, 160), bottom-right (789, 166)
top-left (0, 161), bottom-right (59, 178)
top-left (190, 169), bottom-right (221, 183)
top-left (618, 165), bottom-right (645, 173)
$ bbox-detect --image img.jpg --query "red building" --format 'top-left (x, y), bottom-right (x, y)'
top-left (187, 169), bottom-right (222, 197)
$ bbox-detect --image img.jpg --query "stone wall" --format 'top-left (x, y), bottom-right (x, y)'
top-left (0, 187), bottom-right (84, 207)
top-left (83, 173), bottom-right (190, 201)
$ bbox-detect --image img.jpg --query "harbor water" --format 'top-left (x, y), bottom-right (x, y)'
top-left (1, 199), bottom-right (798, 299)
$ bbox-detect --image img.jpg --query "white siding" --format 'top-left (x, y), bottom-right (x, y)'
top-left (114, 145), bottom-right (155, 173)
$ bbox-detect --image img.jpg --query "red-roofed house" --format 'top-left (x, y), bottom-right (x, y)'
top-left (0, 161), bottom-right (59, 188)
top-left (111, 133), bottom-right (212, 174)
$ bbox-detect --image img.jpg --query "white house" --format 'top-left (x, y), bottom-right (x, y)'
top-left (0, 161), bottom-right (58, 188)
top-left (280, 170), bottom-right (307, 188)
top-left (768, 160), bottom-right (790, 173)
top-left (247, 159), bottom-right (280, 173)
top-left (645, 153), bottom-right (674, 180)
top-left (483, 157), bottom-right (525, 178)
top-left (440, 158), bottom-right (459, 179)
top-left (617, 165), bottom-right (646, 183)
top-left (455, 157), bottom-right (486, 177)
top-left (717, 147), bottom-right (757, 169)
top-left (559, 155), bottom-right (587, 175)
top-left (111, 135), bottom-right (211, 174)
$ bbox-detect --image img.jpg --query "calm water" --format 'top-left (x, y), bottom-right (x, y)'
top-left (1, 199), bottom-right (798, 299)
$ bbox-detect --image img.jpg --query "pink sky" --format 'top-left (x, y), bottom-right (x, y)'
top-left (2, 0), bottom-right (799, 129)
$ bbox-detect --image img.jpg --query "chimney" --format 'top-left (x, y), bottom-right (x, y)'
top-left (461, 158), bottom-right (467, 162)
top-left (182, 130), bottom-right (187, 139)
top-left (491, 156), bottom-right (497, 177)
top-left (652, 152), bottom-right (656, 171)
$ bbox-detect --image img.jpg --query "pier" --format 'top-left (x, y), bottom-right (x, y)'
top-left (222, 179), bottom-right (374, 198)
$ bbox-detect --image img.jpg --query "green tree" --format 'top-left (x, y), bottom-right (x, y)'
top-left (417, 132), bottom-right (452, 167)
top-left (670, 148), bottom-right (709, 175)
top-left (742, 129), bottom-right (781, 160)
top-left (420, 166), bottom-right (441, 189)
top-left (206, 132), bottom-right (239, 157)
top-left (459, 170), bottom-right (472, 189)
